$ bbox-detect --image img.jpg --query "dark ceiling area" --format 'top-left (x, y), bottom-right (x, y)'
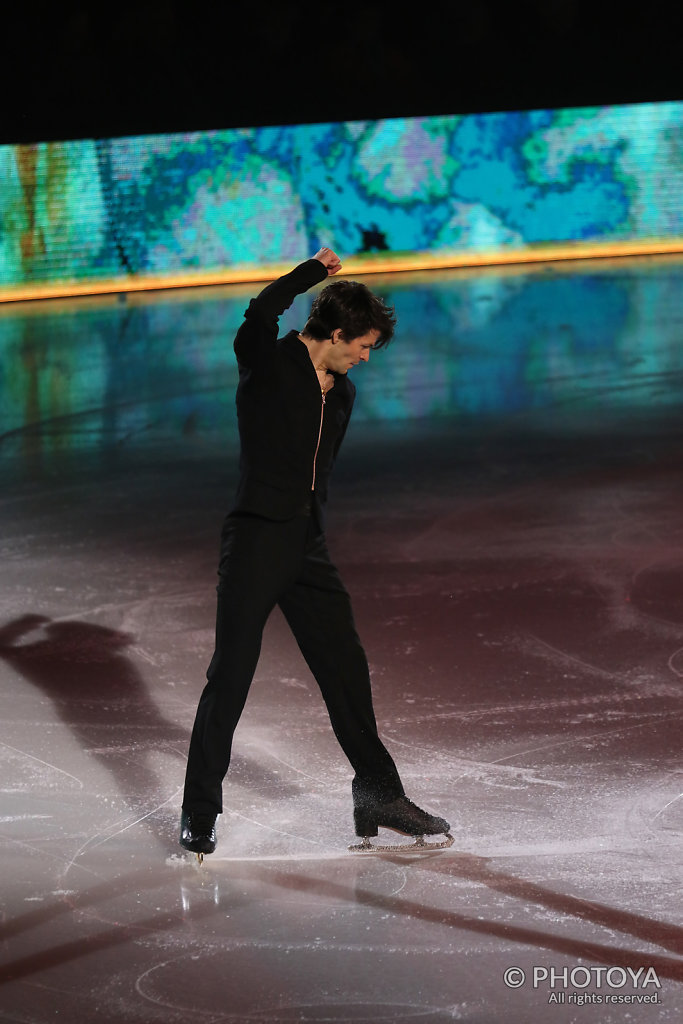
top-left (3, 0), bottom-right (681, 144)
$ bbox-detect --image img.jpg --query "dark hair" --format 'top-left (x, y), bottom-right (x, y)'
top-left (303, 280), bottom-right (396, 349)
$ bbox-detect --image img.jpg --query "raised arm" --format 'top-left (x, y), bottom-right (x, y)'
top-left (234, 249), bottom-right (342, 367)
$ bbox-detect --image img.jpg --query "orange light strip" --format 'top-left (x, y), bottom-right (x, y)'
top-left (2, 238), bottom-right (683, 304)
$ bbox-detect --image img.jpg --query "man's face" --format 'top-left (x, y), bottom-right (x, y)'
top-left (328, 329), bottom-right (381, 374)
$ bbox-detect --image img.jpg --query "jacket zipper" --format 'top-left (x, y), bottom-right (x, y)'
top-left (311, 388), bottom-right (326, 491)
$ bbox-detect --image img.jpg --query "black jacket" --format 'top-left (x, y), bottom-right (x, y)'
top-left (230, 259), bottom-right (356, 523)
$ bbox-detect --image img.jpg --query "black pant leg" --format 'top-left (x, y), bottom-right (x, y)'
top-left (182, 514), bottom-right (309, 814)
top-left (278, 523), bottom-right (404, 804)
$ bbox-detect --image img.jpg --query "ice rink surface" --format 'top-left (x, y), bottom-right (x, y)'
top-left (1, 257), bottom-right (682, 1022)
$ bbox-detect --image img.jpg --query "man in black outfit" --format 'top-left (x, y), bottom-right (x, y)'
top-left (180, 247), bottom-right (450, 856)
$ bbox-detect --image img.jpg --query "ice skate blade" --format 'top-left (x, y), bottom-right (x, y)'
top-left (196, 852), bottom-right (204, 866)
top-left (349, 832), bottom-right (454, 854)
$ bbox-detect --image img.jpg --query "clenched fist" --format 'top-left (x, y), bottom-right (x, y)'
top-left (313, 247), bottom-right (342, 276)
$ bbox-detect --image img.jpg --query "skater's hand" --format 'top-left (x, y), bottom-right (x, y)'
top-left (313, 247), bottom-right (342, 276)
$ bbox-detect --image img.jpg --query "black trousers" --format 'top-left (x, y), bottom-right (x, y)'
top-left (182, 510), bottom-right (404, 815)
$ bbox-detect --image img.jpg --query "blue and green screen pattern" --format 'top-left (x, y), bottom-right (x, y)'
top-left (1, 100), bottom-right (682, 293)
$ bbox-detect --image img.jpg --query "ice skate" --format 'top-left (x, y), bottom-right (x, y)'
top-left (179, 810), bottom-right (217, 864)
top-left (349, 796), bottom-right (453, 853)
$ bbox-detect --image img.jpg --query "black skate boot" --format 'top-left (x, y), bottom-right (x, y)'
top-left (351, 796), bottom-right (453, 853)
top-left (180, 810), bottom-right (217, 863)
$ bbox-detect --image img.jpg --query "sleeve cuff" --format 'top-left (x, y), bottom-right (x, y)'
top-left (299, 257), bottom-right (330, 285)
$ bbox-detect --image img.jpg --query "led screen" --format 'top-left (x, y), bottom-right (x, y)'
top-left (1, 102), bottom-right (682, 298)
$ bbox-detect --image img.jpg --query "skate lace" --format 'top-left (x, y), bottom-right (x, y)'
top-left (191, 813), bottom-right (216, 833)
top-left (393, 797), bottom-right (423, 815)
top-left (397, 797), bottom-right (444, 823)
